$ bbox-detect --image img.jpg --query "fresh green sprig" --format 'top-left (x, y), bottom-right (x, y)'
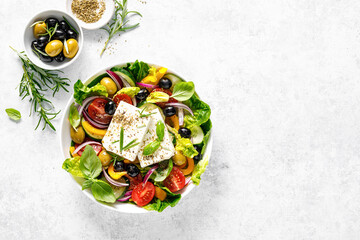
top-left (11, 47), bottom-right (70, 131)
top-left (138, 106), bottom-right (156, 118)
top-left (143, 121), bottom-right (165, 156)
top-left (112, 127), bottom-right (140, 152)
top-left (100, 0), bottom-right (142, 56)
top-left (62, 16), bottom-right (79, 35)
top-left (39, 23), bottom-right (58, 41)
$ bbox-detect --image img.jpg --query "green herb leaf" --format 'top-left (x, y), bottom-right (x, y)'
top-left (146, 92), bottom-right (169, 103)
top-left (91, 179), bottom-right (116, 203)
top-left (62, 156), bottom-right (84, 178)
top-left (143, 139), bottom-right (161, 156)
top-left (120, 127), bottom-right (124, 152)
top-left (62, 16), bottom-right (79, 35)
top-left (82, 179), bottom-right (93, 190)
top-left (156, 121), bottom-right (165, 141)
top-left (5, 108), bottom-right (21, 121)
top-left (69, 103), bottom-right (80, 130)
top-left (153, 159), bottom-right (173, 182)
top-left (171, 82), bottom-right (195, 101)
top-left (79, 145), bottom-right (102, 179)
top-left (123, 139), bottom-right (140, 151)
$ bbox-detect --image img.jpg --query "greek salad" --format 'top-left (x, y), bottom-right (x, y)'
top-left (62, 60), bottom-right (211, 212)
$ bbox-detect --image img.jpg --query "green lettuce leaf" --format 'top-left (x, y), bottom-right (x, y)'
top-left (62, 156), bottom-right (84, 178)
top-left (143, 186), bottom-right (181, 212)
top-left (167, 126), bottom-right (198, 158)
top-left (123, 60), bottom-right (150, 82)
top-left (184, 94), bottom-right (211, 128)
top-left (73, 80), bottom-right (108, 105)
top-left (117, 87), bottom-right (140, 97)
top-left (146, 92), bottom-right (170, 103)
top-left (191, 156), bottom-right (209, 185)
top-left (199, 119), bottom-right (212, 155)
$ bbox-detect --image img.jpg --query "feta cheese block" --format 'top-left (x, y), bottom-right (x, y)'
top-left (102, 101), bottom-right (150, 161)
top-left (138, 108), bottom-right (175, 167)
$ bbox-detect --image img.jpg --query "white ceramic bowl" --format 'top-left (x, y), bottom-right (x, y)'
top-left (23, 10), bottom-right (83, 70)
top-left (65, 0), bottom-right (115, 30)
top-left (59, 63), bottom-right (212, 213)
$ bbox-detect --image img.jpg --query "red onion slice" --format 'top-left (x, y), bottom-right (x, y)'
top-left (143, 165), bottom-right (159, 185)
top-left (184, 177), bottom-right (192, 187)
top-left (106, 70), bottom-right (123, 90)
top-left (124, 190), bottom-right (133, 197)
top-left (78, 96), bottom-right (111, 117)
top-left (113, 71), bottom-right (131, 88)
top-left (136, 82), bottom-right (159, 88)
top-left (178, 108), bottom-right (184, 126)
top-left (165, 103), bottom-right (194, 116)
top-left (82, 110), bottom-right (108, 129)
top-left (73, 141), bottom-right (102, 155)
top-left (117, 195), bottom-right (131, 202)
top-left (102, 168), bottom-right (129, 187)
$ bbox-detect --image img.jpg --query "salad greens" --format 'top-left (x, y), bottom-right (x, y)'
top-left (191, 156), bottom-right (209, 185)
top-left (168, 126), bottom-right (198, 158)
top-left (153, 160), bottom-right (173, 182)
top-left (73, 80), bottom-right (108, 105)
top-left (143, 185), bottom-right (181, 212)
top-left (184, 94), bottom-right (211, 128)
top-left (118, 87), bottom-right (140, 97)
top-left (146, 92), bottom-right (169, 103)
top-left (171, 82), bottom-right (195, 101)
top-left (123, 60), bottom-right (150, 82)
top-left (5, 108), bottom-right (21, 121)
top-left (62, 156), bottom-right (84, 178)
top-left (69, 103), bottom-right (80, 130)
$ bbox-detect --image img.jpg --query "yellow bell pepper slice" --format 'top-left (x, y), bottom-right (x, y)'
top-left (156, 67), bottom-right (167, 80)
top-left (155, 186), bottom-right (167, 201)
top-left (180, 157), bottom-right (194, 176)
top-left (165, 115), bottom-right (179, 131)
top-left (108, 163), bottom-right (127, 180)
top-left (70, 146), bottom-right (79, 157)
top-left (82, 120), bottom-right (107, 139)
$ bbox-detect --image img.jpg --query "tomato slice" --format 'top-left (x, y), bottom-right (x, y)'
top-left (74, 143), bottom-right (102, 156)
top-left (163, 167), bottom-right (185, 192)
top-left (131, 181), bottom-right (155, 207)
top-left (152, 88), bottom-right (178, 108)
top-left (125, 174), bottom-right (142, 190)
top-left (113, 93), bottom-right (132, 106)
top-left (87, 98), bottom-right (112, 125)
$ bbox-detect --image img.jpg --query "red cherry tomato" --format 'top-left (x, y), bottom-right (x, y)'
top-left (87, 98), bottom-right (112, 125)
top-left (163, 167), bottom-right (185, 192)
top-left (125, 174), bottom-right (142, 190)
top-left (152, 88), bottom-right (178, 108)
top-left (113, 93), bottom-right (132, 106)
top-left (74, 143), bottom-right (102, 156)
top-left (131, 181), bottom-right (155, 206)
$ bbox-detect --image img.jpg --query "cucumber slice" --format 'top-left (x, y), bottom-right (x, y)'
top-left (191, 125), bottom-right (204, 144)
top-left (139, 102), bottom-right (165, 120)
top-left (81, 118), bottom-right (106, 140)
top-left (164, 73), bottom-right (185, 91)
top-left (111, 68), bottom-right (136, 87)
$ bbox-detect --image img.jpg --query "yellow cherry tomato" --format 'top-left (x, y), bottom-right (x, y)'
top-left (45, 40), bottom-right (63, 57)
top-left (100, 77), bottom-right (117, 95)
top-left (63, 39), bottom-right (79, 58)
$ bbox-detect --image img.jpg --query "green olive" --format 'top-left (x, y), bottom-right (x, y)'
top-left (45, 40), bottom-right (63, 57)
top-left (70, 126), bottom-right (85, 144)
top-left (98, 150), bottom-right (112, 166)
top-left (100, 77), bottom-right (117, 95)
top-left (33, 22), bottom-right (47, 38)
top-left (172, 150), bottom-right (186, 166)
top-left (63, 39), bottom-right (78, 58)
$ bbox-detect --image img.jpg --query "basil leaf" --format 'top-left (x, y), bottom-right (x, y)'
top-left (91, 180), bottom-right (116, 203)
top-left (79, 145), bottom-right (102, 179)
top-left (69, 103), bottom-right (80, 130)
top-left (146, 92), bottom-right (169, 103)
top-left (82, 179), bottom-right (93, 190)
top-left (171, 82), bottom-right (195, 101)
top-left (5, 108), bottom-right (21, 121)
top-left (156, 121), bottom-right (165, 141)
top-left (143, 140), bottom-right (161, 156)
top-left (62, 156), bottom-right (84, 178)
top-left (154, 159), bottom-right (173, 182)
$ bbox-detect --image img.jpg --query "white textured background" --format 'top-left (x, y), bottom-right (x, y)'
top-left (1, 0), bottom-right (360, 239)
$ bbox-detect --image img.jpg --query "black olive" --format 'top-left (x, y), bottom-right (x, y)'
top-left (45, 18), bottom-right (59, 29)
top-left (193, 145), bottom-right (202, 161)
top-left (114, 161), bottom-right (125, 172)
top-left (66, 29), bottom-right (77, 39)
top-left (126, 164), bottom-right (140, 177)
top-left (105, 100), bottom-right (116, 115)
top-left (59, 20), bottom-right (69, 32)
top-left (163, 106), bottom-right (176, 117)
top-left (37, 36), bottom-right (49, 48)
top-left (136, 89), bottom-right (150, 100)
top-left (159, 78), bottom-right (172, 89)
top-left (178, 127), bottom-right (191, 138)
top-left (31, 40), bottom-right (41, 51)
top-left (54, 52), bottom-right (65, 62)
top-left (53, 29), bottom-right (66, 41)
top-left (40, 54), bottom-right (53, 63)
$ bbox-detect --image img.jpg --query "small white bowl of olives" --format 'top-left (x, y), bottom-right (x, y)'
top-left (23, 10), bottom-right (84, 70)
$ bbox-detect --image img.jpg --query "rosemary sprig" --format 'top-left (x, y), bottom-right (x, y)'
top-left (138, 106), bottom-right (156, 118)
top-left (10, 47), bottom-right (70, 131)
top-left (100, 0), bottom-right (142, 56)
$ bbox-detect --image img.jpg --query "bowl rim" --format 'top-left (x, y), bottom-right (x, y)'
top-left (23, 9), bottom-right (84, 70)
top-left (59, 62), bottom-right (213, 213)
top-left (65, 0), bottom-right (115, 30)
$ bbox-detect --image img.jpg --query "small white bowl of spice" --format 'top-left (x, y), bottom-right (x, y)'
top-left (66, 0), bottom-right (115, 30)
